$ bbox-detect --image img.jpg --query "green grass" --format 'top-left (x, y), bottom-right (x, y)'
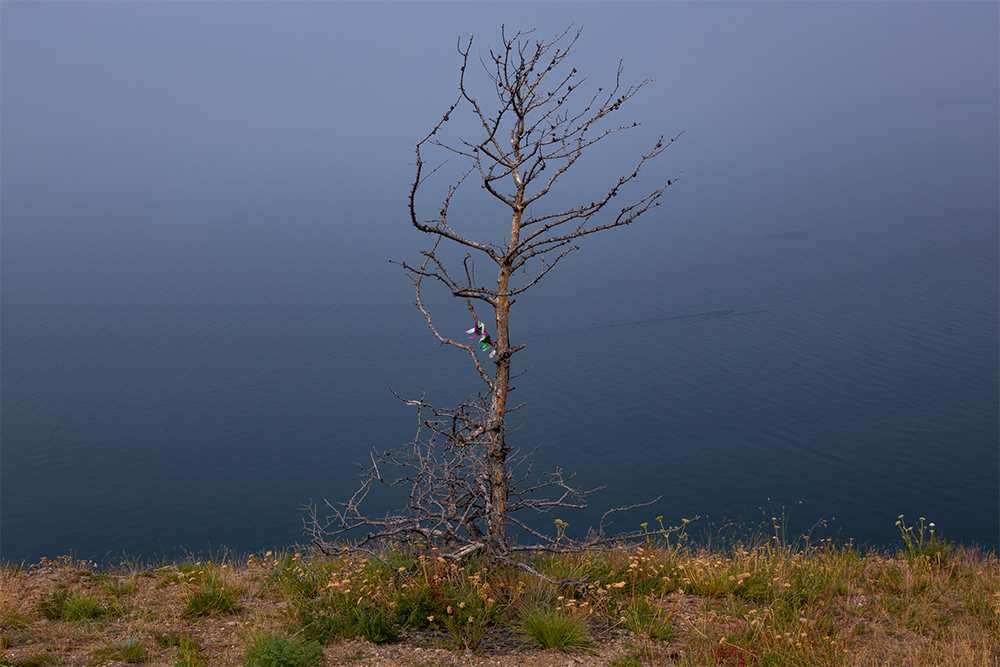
top-left (182, 572), bottom-right (239, 618)
top-left (152, 631), bottom-right (207, 666)
top-left (65, 593), bottom-right (106, 621)
top-left (896, 514), bottom-right (956, 566)
top-left (438, 600), bottom-right (495, 652)
top-left (295, 595), bottom-right (359, 643)
top-left (259, 553), bottom-right (324, 599)
top-left (0, 652), bottom-right (58, 667)
top-left (104, 578), bottom-right (138, 597)
top-left (353, 608), bottom-right (399, 644)
top-left (90, 636), bottom-right (147, 664)
top-left (153, 630), bottom-right (186, 648)
top-left (611, 642), bottom-right (683, 667)
top-left (241, 632), bottom-right (323, 667)
top-left (393, 580), bottom-right (461, 629)
top-left (518, 608), bottom-right (592, 651)
top-left (174, 634), bottom-right (207, 667)
top-left (36, 589), bottom-right (105, 621)
top-left (623, 598), bottom-right (676, 642)
top-left (36, 589), bottom-right (71, 621)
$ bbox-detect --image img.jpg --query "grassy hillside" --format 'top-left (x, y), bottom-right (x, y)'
top-left (2, 519), bottom-right (997, 666)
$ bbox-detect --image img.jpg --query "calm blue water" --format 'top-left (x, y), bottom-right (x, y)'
top-left (2, 1), bottom-right (997, 564)
top-left (3, 203), bottom-right (997, 564)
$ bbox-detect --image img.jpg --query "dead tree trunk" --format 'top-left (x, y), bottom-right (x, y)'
top-left (395, 25), bottom-right (681, 560)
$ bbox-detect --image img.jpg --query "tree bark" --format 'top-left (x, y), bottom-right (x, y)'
top-left (399, 26), bottom-right (679, 559)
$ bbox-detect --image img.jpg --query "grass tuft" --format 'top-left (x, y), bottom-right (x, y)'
top-left (353, 608), bottom-right (399, 644)
top-left (623, 599), bottom-right (676, 642)
top-left (104, 578), bottom-right (138, 597)
top-left (182, 572), bottom-right (239, 618)
top-left (1, 652), bottom-right (58, 667)
top-left (896, 515), bottom-right (956, 567)
top-left (37, 589), bottom-right (105, 621)
top-left (90, 636), bottom-right (147, 664)
top-left (151, 630), bottom-right (206, 667)
top-left (174, 634), bottom-right (206, 667)
top-left (241, 632), bottom-right (323, 667)
top-left (518, 608), bottom-right (592, 651)
top-left (64, 593), bottom-right (106, 621)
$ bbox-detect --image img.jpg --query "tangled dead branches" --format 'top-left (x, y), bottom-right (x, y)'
top-left (303, 393), bottom-right (692, 564)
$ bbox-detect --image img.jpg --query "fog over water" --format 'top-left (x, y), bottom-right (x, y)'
top-left (2, 3), bottom-right (998, 562)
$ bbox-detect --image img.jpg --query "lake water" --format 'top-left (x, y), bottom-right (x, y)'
top-left (2, 205), bottom-right (997, 563)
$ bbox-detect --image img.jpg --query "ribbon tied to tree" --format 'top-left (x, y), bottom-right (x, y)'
top-left (467, 321), bottom-right (497, 359)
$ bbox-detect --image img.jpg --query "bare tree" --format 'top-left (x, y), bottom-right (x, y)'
top-left (305, 392), bottom-right (691, 570)
top-left (308, 26), bottom-right (682, 561)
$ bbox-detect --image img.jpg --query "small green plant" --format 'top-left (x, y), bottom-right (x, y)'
top-left (104, 578), bottom-right (137, 597)
top-left (896, 515), bottom-right (954, 566)
top-left (436, 595), bottom-right (496, 653)
top-left (623, 598), bottom-right (676, 642)
top-left (2, 652), bottom-right (58, 667)
top-left (611, 652), bottom-right (643, 667)
top-left (36, 589), bottom-right (71, 620)
top-left (65, 593), bottom-right (106, 621)
top-left (296, 597), bottom-right (358, 642)
top-left (153, 630), bottom-right (184, 648)
top-left (176, 561), bottom-right (197, 574)
top-left (518, 608), bottom-right (592, 651)
top-left (91, 636), bottom-right (147, 664)
top-left (242, 632), bottom-right (323, 667)
top-left (0, 629), bottom-right (33, 652)
top-left (612, 642), bottom-right (679, 667)
top-left (182, 573), bottom-right (238, 618)
top-left (962, 585), bottom-right (1000, 635)
top-left (441, 614), bottom-right (491, 653)
top-left (1, 606), bottom-right (32, 633)
top-left (174, 634), bottom-right (206, 667)
top-left (152, 631), bottom-right (206, 667)
top-left (394, 581), bottom-right (458, 629)
top-left (554, 519), bottom-right (569, 545)
top-left (156, 562), bottom-right (213, 589)
top-left (353, 608), bottom-right (399, 644)
top-left (36, 589), bottom-right (105, 621)
top-left (259, 553), bottom-right (323, 600)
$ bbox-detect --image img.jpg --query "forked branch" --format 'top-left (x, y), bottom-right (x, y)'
top-left (321, 25), bottom-right (685, 562)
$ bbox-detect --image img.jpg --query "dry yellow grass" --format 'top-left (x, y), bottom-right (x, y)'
top-left (1, 538), bottom-right (997, 667)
